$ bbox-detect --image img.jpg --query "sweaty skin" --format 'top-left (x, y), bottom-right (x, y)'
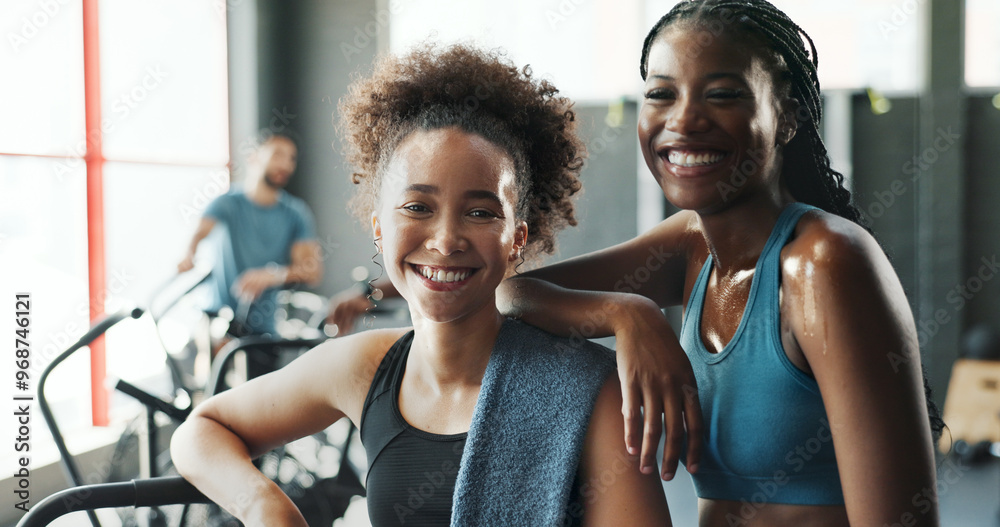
top-left (501, 24), bottom-right (938, 527)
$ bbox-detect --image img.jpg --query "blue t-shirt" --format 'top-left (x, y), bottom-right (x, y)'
top-left (202, 188), bottom-right (317, 335)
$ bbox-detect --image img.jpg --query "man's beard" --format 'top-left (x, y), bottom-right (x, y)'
top-left (263, 172), bottom-right (287, 189)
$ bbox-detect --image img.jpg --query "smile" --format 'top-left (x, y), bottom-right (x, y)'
top-left (413, 264), bottom-right (475, 284)
top-left (665, 149), bottom-right (727, 167)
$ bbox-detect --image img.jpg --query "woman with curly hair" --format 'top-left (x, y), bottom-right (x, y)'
top-left (496, 1), bottom-right (943, 525)
top-left (171, 43), bottom-right (671, 527)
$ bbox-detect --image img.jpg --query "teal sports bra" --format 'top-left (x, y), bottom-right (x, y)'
top-left (679, 203), bottom-right (844, 505)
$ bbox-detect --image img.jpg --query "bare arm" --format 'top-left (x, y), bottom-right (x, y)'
top-left (326, 276), bottom-right (398, 335)
top-left (578, 376), bottom-right (672, 526)
top-left (233, 239), bottom-right (324, 300)
top-left (496, 212), bottom-right (701, 480)
top-left (170, 329), bottom-right (404, 525)
top-left (510, 210), bottom-right (693, 307)
top-left (178, 217), bottom-right (216, 272)
top-left (787, 217), bottom-right (938, 526)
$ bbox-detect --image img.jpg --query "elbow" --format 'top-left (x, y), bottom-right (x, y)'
top-left (302, 268), bottom-right (323, 287)
top-left (168, 420), bottom-right (198, 478)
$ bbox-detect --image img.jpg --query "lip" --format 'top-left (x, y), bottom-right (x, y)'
top-left (654, 143), bottom-right (731, 179)
top-left (409, 263), bottom-right (479, 292)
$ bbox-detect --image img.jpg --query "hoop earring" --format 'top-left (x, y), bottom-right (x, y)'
top-left (364, 237), bottom-right (385, 328)
top-left (513, 248), bottom-right (526, 275)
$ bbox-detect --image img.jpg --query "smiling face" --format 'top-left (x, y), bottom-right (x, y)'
top-left (638, 24), bottom-right (794, 214)
top-left (373, 127), bottom-right (527, 324)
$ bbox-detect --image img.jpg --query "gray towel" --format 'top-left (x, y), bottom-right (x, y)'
top-left (451, 318), bottom-right (616, 526)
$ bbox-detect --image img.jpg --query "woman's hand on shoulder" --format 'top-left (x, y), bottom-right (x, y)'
top-left (578, 376), bottom-right (672, 527)
top-left (783, 212), bottom-right (939, 526)
top-left (610, 296), bottom-right (702, 481)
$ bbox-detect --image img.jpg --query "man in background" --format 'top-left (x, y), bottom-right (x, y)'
top-left (179, 133), bottom-right (322, 339)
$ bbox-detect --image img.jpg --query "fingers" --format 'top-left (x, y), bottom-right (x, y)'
top-left (325, 294), bottom-right (373, 336)
top-left (640, 394), bottom-right (663, 477)
top-left (660, 389), bottom-right (683, 481)
top-left (682, 382), bottom-right (702, 474)
top-left (619, 370), bottom-right (643, 457)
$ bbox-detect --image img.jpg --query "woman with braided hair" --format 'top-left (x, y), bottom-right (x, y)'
top-left (498, 0), bottom-right (942, 524)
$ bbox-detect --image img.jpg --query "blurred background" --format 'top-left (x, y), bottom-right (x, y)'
top-left (2, 0), bottom-right (999, 525)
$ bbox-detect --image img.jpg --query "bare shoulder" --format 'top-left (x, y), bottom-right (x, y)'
top-left (779, 208), bottom-right (915, 363)
top-left (781, 208), bottom-right (891, 284)
top-left (643, 209), bottom-right (702, 250)
top-left (308, 327), bottom-right (410, 366)
top-left (300, 327), bottom-right (411, 421)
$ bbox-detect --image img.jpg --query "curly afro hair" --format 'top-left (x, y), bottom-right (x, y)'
top-left (338, 42), bottom-right (586, 259)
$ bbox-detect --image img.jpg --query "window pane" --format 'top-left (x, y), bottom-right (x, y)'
top-left (0, 155), bottom-right (90, 430)
top-left (99, 0), bottom-right (229, 165)
top-left (0, 2), bottom-right (85, 155)
top-left (965, 0), bottom-right (1000, 87)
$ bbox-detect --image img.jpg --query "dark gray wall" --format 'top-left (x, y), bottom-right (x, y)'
top-left (552, 100), bottom-right (639, 262)
top-left (964, 95), bottom-right (1000, 331)
top-left (851, 95), bottom-right (921, 306)
top-left (256, 0), bottom-right (384, 295)
top-left (852, 92), bottom-right (1000, 405)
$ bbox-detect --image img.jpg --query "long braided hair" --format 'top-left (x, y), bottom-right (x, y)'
top-left (641, 0), bottom-right (945, 443)
top-left (641, 0), bottom-right (867, 231)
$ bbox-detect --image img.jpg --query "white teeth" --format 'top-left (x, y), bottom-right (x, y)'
top-left (667, 150), bottom-right (725, 167)
top-left (417, 266), bottom-right (470, 283)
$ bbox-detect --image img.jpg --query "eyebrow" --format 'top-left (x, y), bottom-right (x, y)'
top-left (404, 184), bottom-right (504, 206)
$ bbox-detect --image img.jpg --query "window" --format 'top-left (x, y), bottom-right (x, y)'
top-left (0, 0), bottom-right (229, 441)
top-left (965, 0), bottom-right (1000, 88)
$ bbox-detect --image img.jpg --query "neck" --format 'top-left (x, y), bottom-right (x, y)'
top-left (246, 175), bottom-right (280, 206)
top-left (408, 302), bottom-right (504, 392)
top-left (697, 188), bottom-right (794, 274)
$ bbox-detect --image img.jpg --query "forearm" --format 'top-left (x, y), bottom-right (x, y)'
top-left (170, 416), bottom-right (306, 526)
top-left (284, 261), bottom-right (321, 286)
top-left (285, 241), bottom-right (323, 286)
top-left (497, 276), bottom-right (660, 339)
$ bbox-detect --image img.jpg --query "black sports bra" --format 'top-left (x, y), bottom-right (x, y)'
top-left (360, 331), bottom-right (466, 526)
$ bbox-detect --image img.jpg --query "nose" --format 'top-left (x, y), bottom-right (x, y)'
top-left (665, 95), bottom-right (710, 135)
top-left (425, 216), bottom-right (468, 256)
